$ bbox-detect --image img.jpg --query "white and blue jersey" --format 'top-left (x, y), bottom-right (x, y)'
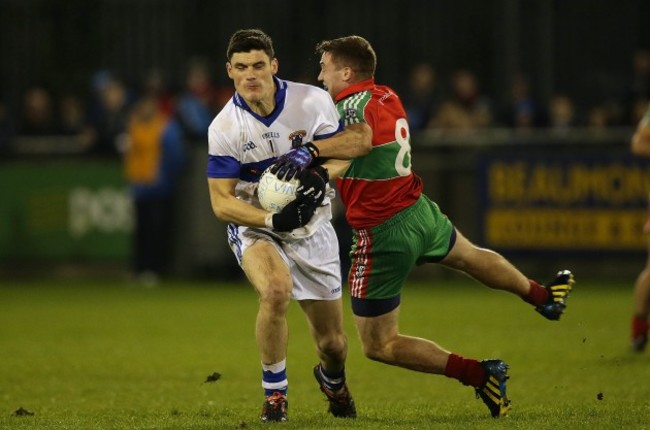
top-left (207, 76), bottom-right (342, 240)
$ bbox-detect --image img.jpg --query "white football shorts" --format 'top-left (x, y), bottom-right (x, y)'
top-left (227, 222), bottom-right (342, 301)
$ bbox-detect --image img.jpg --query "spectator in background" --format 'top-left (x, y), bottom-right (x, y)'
top-left (586, 104), bottom-right (611, 133)
top-left (87, 69), bottom-right (114, 123)
top-left (123, 95), bottom-right (186, 285)
top-left (401, 62), bottom-right (440, 132)
top-left (629, 102), bottom-right (650, 352)
top-left (58, 93), bottom-right (95, 150)
top-left (141, 68), bottom-right (175, 118)
top-left (212, 77), bottom-right (236, 112)
top-left (19, 86), bottom-right (57, 136)
top-left (175, 58), bottom-right (216, 143)
top-left (58, 94), bottom-right (86, 135)
top-left (428, 68), bottom-right (493, 131)
top-left (546, 94), bottom-right (578, 134)
top-left (599, 100), bottom-right (625, 127)
top-left (428, 99), bottom-right (474, 130)
top-left (500, 73), bottom-right (541, 130)
top-left (88, 78), bottom-right (131, 157)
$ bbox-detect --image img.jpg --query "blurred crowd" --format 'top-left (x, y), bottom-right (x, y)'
top-left (1, 50), bottom-right (649, 157)
top-left (0, 58), bottom-right (234, 157)
top-left (399, 49), bottom-right (650, 136)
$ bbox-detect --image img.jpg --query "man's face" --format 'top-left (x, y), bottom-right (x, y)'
top-left (318, 52), bottom-right (348, 100)
top-left (227, 50), bottom-right (278, 105)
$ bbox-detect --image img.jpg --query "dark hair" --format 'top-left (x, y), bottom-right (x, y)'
top-left (226, 29), bottom-right (275, 61)
top-left (315, 35), bottom-right (376, 80)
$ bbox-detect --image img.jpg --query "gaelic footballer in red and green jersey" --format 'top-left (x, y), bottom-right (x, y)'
top-left (333, 78), bottom-right (423, 229)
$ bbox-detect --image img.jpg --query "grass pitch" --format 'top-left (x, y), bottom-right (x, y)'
top-left (1, 276), bottom-right (649, 429)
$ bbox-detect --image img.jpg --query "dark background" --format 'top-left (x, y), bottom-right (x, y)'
top-left (1, 0), bottom-right (648, 115)
top-left (0, 0), bottom-right (648, 280)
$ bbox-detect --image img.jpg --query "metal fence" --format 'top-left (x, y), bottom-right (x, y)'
top-left (1, 0), bottom-right (648, 114)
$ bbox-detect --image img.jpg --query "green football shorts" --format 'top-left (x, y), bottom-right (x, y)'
top-left (348, 194), bottom-right (455, 316)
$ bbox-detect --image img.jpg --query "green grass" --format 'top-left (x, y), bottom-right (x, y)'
top-left (1, 277), bottom-right (649, 429)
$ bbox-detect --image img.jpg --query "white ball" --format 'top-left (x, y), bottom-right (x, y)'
top-left (257, 167), bottom-right (300, 213)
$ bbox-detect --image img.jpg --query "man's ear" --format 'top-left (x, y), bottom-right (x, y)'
top-left (342, 67), bottom-right (353, 82)
top-left (271, 58), bottom-right (279, 75)
top-left (226, 62), bottom-right (233, 79)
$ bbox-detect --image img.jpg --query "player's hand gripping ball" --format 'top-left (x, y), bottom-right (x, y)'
top-left (257, 167), bottom-right (300, 212)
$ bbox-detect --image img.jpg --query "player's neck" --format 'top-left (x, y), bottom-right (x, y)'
top-left (248, 79), bottom-right (277, 117)
top-left (249, 98), bottom-right (275, 117)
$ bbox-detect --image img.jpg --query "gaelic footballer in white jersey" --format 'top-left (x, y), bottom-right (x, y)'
top-left (207, 76), bottom-right (342, 240)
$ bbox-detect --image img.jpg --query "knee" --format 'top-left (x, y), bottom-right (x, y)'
top-left (258, 281), bottom-right (292, 313)
top-left (360, 337), bottom-right (393, 363)
top-left (317, 333), bottom-right (348, 360)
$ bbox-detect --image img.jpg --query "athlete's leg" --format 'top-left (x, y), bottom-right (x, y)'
top-left (354, 305), bottom-right (450, 373)
top-left (300, 299), bottom-right (348, 372)
top-left (633, 241), bottom-right (650, 319)
top-left (632, 238), bottom-right (650, 350)
top-left (301, 299), bottom-right (356, 418)
top-left (439, 229), bottom-right (575, 319)
top-left (241, 240), bottom-right (292, 366)
top-left (439, 229), bottom-right (532, 297)
top-left (354, 303), bottom-right (510, 417)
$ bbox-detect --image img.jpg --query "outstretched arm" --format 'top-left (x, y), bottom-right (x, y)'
top-left (315, 122), bottom-right (373, 159)
top-left (271, 122), bottom-right (373, 180)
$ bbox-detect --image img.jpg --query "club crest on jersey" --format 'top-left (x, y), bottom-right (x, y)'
top-left (353, 263), bottom-right (366, 279)
top-left (345, 109), bottom-right (357, 120)
top-left (242, 141), bottom-right (257, 152)
top-left (288, 130), bottom-right (307, 148)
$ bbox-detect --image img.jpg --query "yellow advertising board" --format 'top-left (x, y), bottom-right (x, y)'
top-left (482, 157), bottom-right (650, 251)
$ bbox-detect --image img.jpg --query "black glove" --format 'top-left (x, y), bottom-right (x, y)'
top-left (270, 194), bottom-right (319, 232)
top-left (296, 165), bottom-right (329, 206)
top-left (270, 142), bottom-right (320, 181)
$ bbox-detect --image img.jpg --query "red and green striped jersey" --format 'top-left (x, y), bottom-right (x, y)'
top-left (334, 78), bottom-right (423, 229)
